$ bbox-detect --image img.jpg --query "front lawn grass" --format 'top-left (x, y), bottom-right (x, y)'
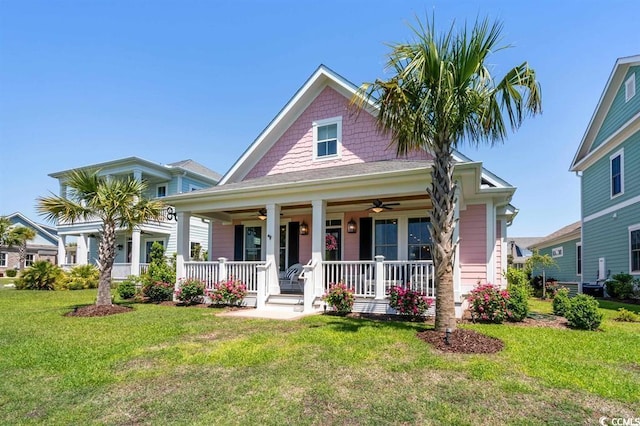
top-left (0, 289), bottom-right (638, 425)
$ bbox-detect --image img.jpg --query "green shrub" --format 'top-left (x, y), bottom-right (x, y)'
top-left (207, 279), bottom-right (247, 306)
top-left (565, 294), bottom-right (603, 330)
top-left (175, 278), bottom-right (205, 305)
top-left (506, 283), bottom-right (529, 322)
top-left (605, 273), bottom-right (635, 299)
top-left (387, 286), bottom-right (432, 317)
top-left (144, 242), bottom-right (175, 285)
top-left (614, 308), bottom-right (640, 322)
top-left (322, 282), bottom-right (355, 314)
top-left (65, 264), bottom-right (99, 290)
top-left (6, 269), bottom-right (17, 278)
top-left (117, 275), bottom-right (141, 300)
top-left (15, 261), bottom-right (65, 290)
top-left (142, 281), bottom-right (174, 303)
top-left (552, 287), bottom-right (571, 316)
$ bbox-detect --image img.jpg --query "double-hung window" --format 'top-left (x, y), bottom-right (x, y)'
top-left (631, 226), bottom-right (640, 273)
top-left (0, 253), bottom-right (6, 267)
top-left (610, 149), bottom-right (624, 198)
top-left (313, 117), bottom-right (342, 160)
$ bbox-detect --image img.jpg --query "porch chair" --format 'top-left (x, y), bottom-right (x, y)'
top-left (279, 263), bottom-right (304, 292)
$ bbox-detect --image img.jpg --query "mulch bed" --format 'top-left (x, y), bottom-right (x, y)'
top-left (417, 328), bottom-right (504, 354)
top-left (65, 305), bottom-right (133, 317)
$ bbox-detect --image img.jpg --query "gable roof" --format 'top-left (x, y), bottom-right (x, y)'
top-left (570, 55), bottom-right (640, 171)
top-left (3, 212), bottom-right (58, 244)
top-left (49, 156), bottom-right (220, 184)
top-left (529, 221), bottom-right (581, 249)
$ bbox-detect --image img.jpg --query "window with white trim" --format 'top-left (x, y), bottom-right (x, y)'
top-left (313, 117), bottom-right (342, 160)
top-left (610, 149), bottom-right (624, 198)
top-left (576, 243), bottom-right (582, 276)
top-left (630, 225), bottom-right (640, 273)
top-left (0, 252), bottom-right (6, 267)
top-left (625, 73), bottom-right (636, 102)
top-left (25, 254), bottom-right (34, 267)
top-left (551, 247), bottom-right (563, 258)
top-left (408, 217), bottom-right (432, 260)
top-left (374, 219), bottom-right (398, 260)
top-left (156, 184), bottom-right (167, 198)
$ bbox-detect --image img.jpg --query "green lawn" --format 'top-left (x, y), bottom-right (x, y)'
top-left (0, 290), bottom-right (638, 425)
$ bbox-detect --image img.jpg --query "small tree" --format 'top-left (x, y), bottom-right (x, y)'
top-left (3, 226), bottom-right (37, 270)
top-left (145, 242), bottom-right (175, 285)
top-left (525, 250), bottom-right (558, 298)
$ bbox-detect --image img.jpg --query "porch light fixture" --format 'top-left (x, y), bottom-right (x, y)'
top-left (371, 206), bottom-right (384, 213)
top-left (258, 208), bottom-right (267, 221)
top-left (300, 221), bottom-right (309, 235)
top-left (347, 218), bottom-right (357, 233)
top-left (116, 244), bottom-right (123, 251)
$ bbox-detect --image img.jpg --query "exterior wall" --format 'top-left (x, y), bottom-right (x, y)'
top-left (0, 248), bottom-right (56, 276)
top-left (167, 178), bottom-right (179, 195)
top-left (182, 176), bottom-right (209, 192)
top-left (343, 211), bottom-right (369, 261)
top-left (592, 66), bottom-right (640, 149)
top-left (534, 237), bottom-right (582, 282)
top-left (245, 86), bottom-right (431, 179)
top-left (211, 222), bottom-right (235, 260)
top-left (583, 202), bottom-right (640, 279)
top-left (459, 204), bottom-right (487, 290)
top-left (582, 129), bottom-right (640, 217)
top-left (189, 217), bottom-right (210, 255)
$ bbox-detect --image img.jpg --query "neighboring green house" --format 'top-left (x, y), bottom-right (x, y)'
top-left (570, 54), bottom-right (640, 282)
top-left (529, 221), bottom-right (582, 283)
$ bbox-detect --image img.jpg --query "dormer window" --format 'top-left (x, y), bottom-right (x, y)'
top-left (625, 73), bottom-right (636, 102)
top-left (313, 116), bottom-right (342, 160)
top-left (156, 184), bottom-right (167, 198)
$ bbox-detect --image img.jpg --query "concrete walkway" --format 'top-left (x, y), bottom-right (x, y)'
top-left (216, 308), bottom-right (318, 321)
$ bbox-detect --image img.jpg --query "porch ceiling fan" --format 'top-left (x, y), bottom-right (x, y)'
top-left (367, 199), bottom-right (400, 213)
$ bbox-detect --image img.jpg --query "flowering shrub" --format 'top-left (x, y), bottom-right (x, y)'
top-left (323, 282), bottom-right (354, 313)
top-left (325, 234), bottom-right (338, 251)
top-left (175, 278), bottom-right (205, 305)
top-left (387, 286), bottom-right (433, 317)
top-left (208, 279), bottom-right (247, 306)
top-left (142, 281), bottom-right (174, 303)
top-left (467, 283), bottom-right (512, 323)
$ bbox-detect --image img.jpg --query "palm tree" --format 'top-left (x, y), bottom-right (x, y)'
top-left (37, 169), bottom-right (165, 306)
top-left (353, 17), bottom-right (542, 331)
top-left (9, 226), bottom-right (37, 270)
top-left (0, 216), bottom-right (12, 247)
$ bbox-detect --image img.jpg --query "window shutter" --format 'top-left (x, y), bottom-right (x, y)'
top-left (288, 222), bottom-right (300, 265)
top-left (234, 225), bottom-right (244, 261)
top-left (359, 217), bottom-right (373, 260)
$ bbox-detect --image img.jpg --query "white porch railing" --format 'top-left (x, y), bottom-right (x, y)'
top-left (183, 258), bottom-right (266, 293)
top-left (111, 263), bottom-right (132, 280)
top-left (320, 258), bottom-right (434, 299)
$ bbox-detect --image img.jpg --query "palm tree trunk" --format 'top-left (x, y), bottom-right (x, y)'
top-left (428, 141), bottom-right (457, 332)
top-left (96, 221), bottom-right (117, 306)
top-left (18, 243), bottom-right (26, 271)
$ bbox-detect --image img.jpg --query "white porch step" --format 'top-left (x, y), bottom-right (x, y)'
top-left (266, 294), bottom-right (304, 312)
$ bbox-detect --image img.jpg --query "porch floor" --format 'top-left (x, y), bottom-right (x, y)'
top-left (216, 308), bottom-right (317, 321)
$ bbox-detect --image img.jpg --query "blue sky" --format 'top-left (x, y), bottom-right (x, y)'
top-left (1, 0), bottom-right (638, 237)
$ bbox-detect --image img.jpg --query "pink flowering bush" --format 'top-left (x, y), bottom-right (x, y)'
top-left (208, 279), bottom-right (247, 306)
top-left (387, 286), bottom-right (433, 317)
top-left (175, 278), bottom-right (205, 305)
top-left (323, 282), bottom-right (354, 313)
top-left (467, 283), bottom-right (512, 323)
top-left (142, 281), bottom-right (174, 303)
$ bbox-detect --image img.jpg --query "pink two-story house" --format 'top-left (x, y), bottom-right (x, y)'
top-left (165, 65), bottom-right (517, 316)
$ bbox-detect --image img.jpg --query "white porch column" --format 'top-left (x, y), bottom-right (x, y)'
top-left (131, 229), bottom-right (141, 276)
top-left (57, 235), bottom-right (66, 266)
top-left (76, 234), bottom-right (89, 265)
top-left (175, 211), bottom-right (191, 294)
top-left (311, 200), bottom-right (326, 296)
top-left (453, 191), bottom-right (462, 297)
top-left (207, 220), bottom-right (214, 261)
top-left (374, 255), bottom-right (386, 300)
top-left (266, 203), bottom-right (281, 295)
top-left (485, 200), bottom-right (496, 284)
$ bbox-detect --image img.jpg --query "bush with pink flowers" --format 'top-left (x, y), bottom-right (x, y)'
top-left (467, 283), bottom-right (512, 323)
top-left (207, 279), bottom-right (247, 306)
top-left (323, 282), bottom-right (355, 313)
top-left (387, 286), bottom-right (433, 317)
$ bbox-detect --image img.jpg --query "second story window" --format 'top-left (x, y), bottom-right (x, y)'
top-left (156, 185), bottom-right (167, 198)
top-left (610, 149), bottom-right (624, 198)
top-left (313, 116), bottom-right (342, 160)
top-left (625, 73), bottom-right (636, 102)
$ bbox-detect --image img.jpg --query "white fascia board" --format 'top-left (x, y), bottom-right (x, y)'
top-left (570, 55), bottom-right (640, 170)
top-left (570, 112), bottom-right (640, 172)
top-left (48, 157), bottom-right (168, 178)
top-left (529, 231), bottom-right (581, 250)
top-left (219, 66), bottom-right (378, 185)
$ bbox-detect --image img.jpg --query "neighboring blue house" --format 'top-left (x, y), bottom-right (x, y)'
top-left (48, 157), bottom-right (221, 279)
top-left (570, 54), bottom-right (640, 282)
top-left (528, 221), bottom-right (582, 283)
top-left (0, 212), bottom-right (58, 276)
